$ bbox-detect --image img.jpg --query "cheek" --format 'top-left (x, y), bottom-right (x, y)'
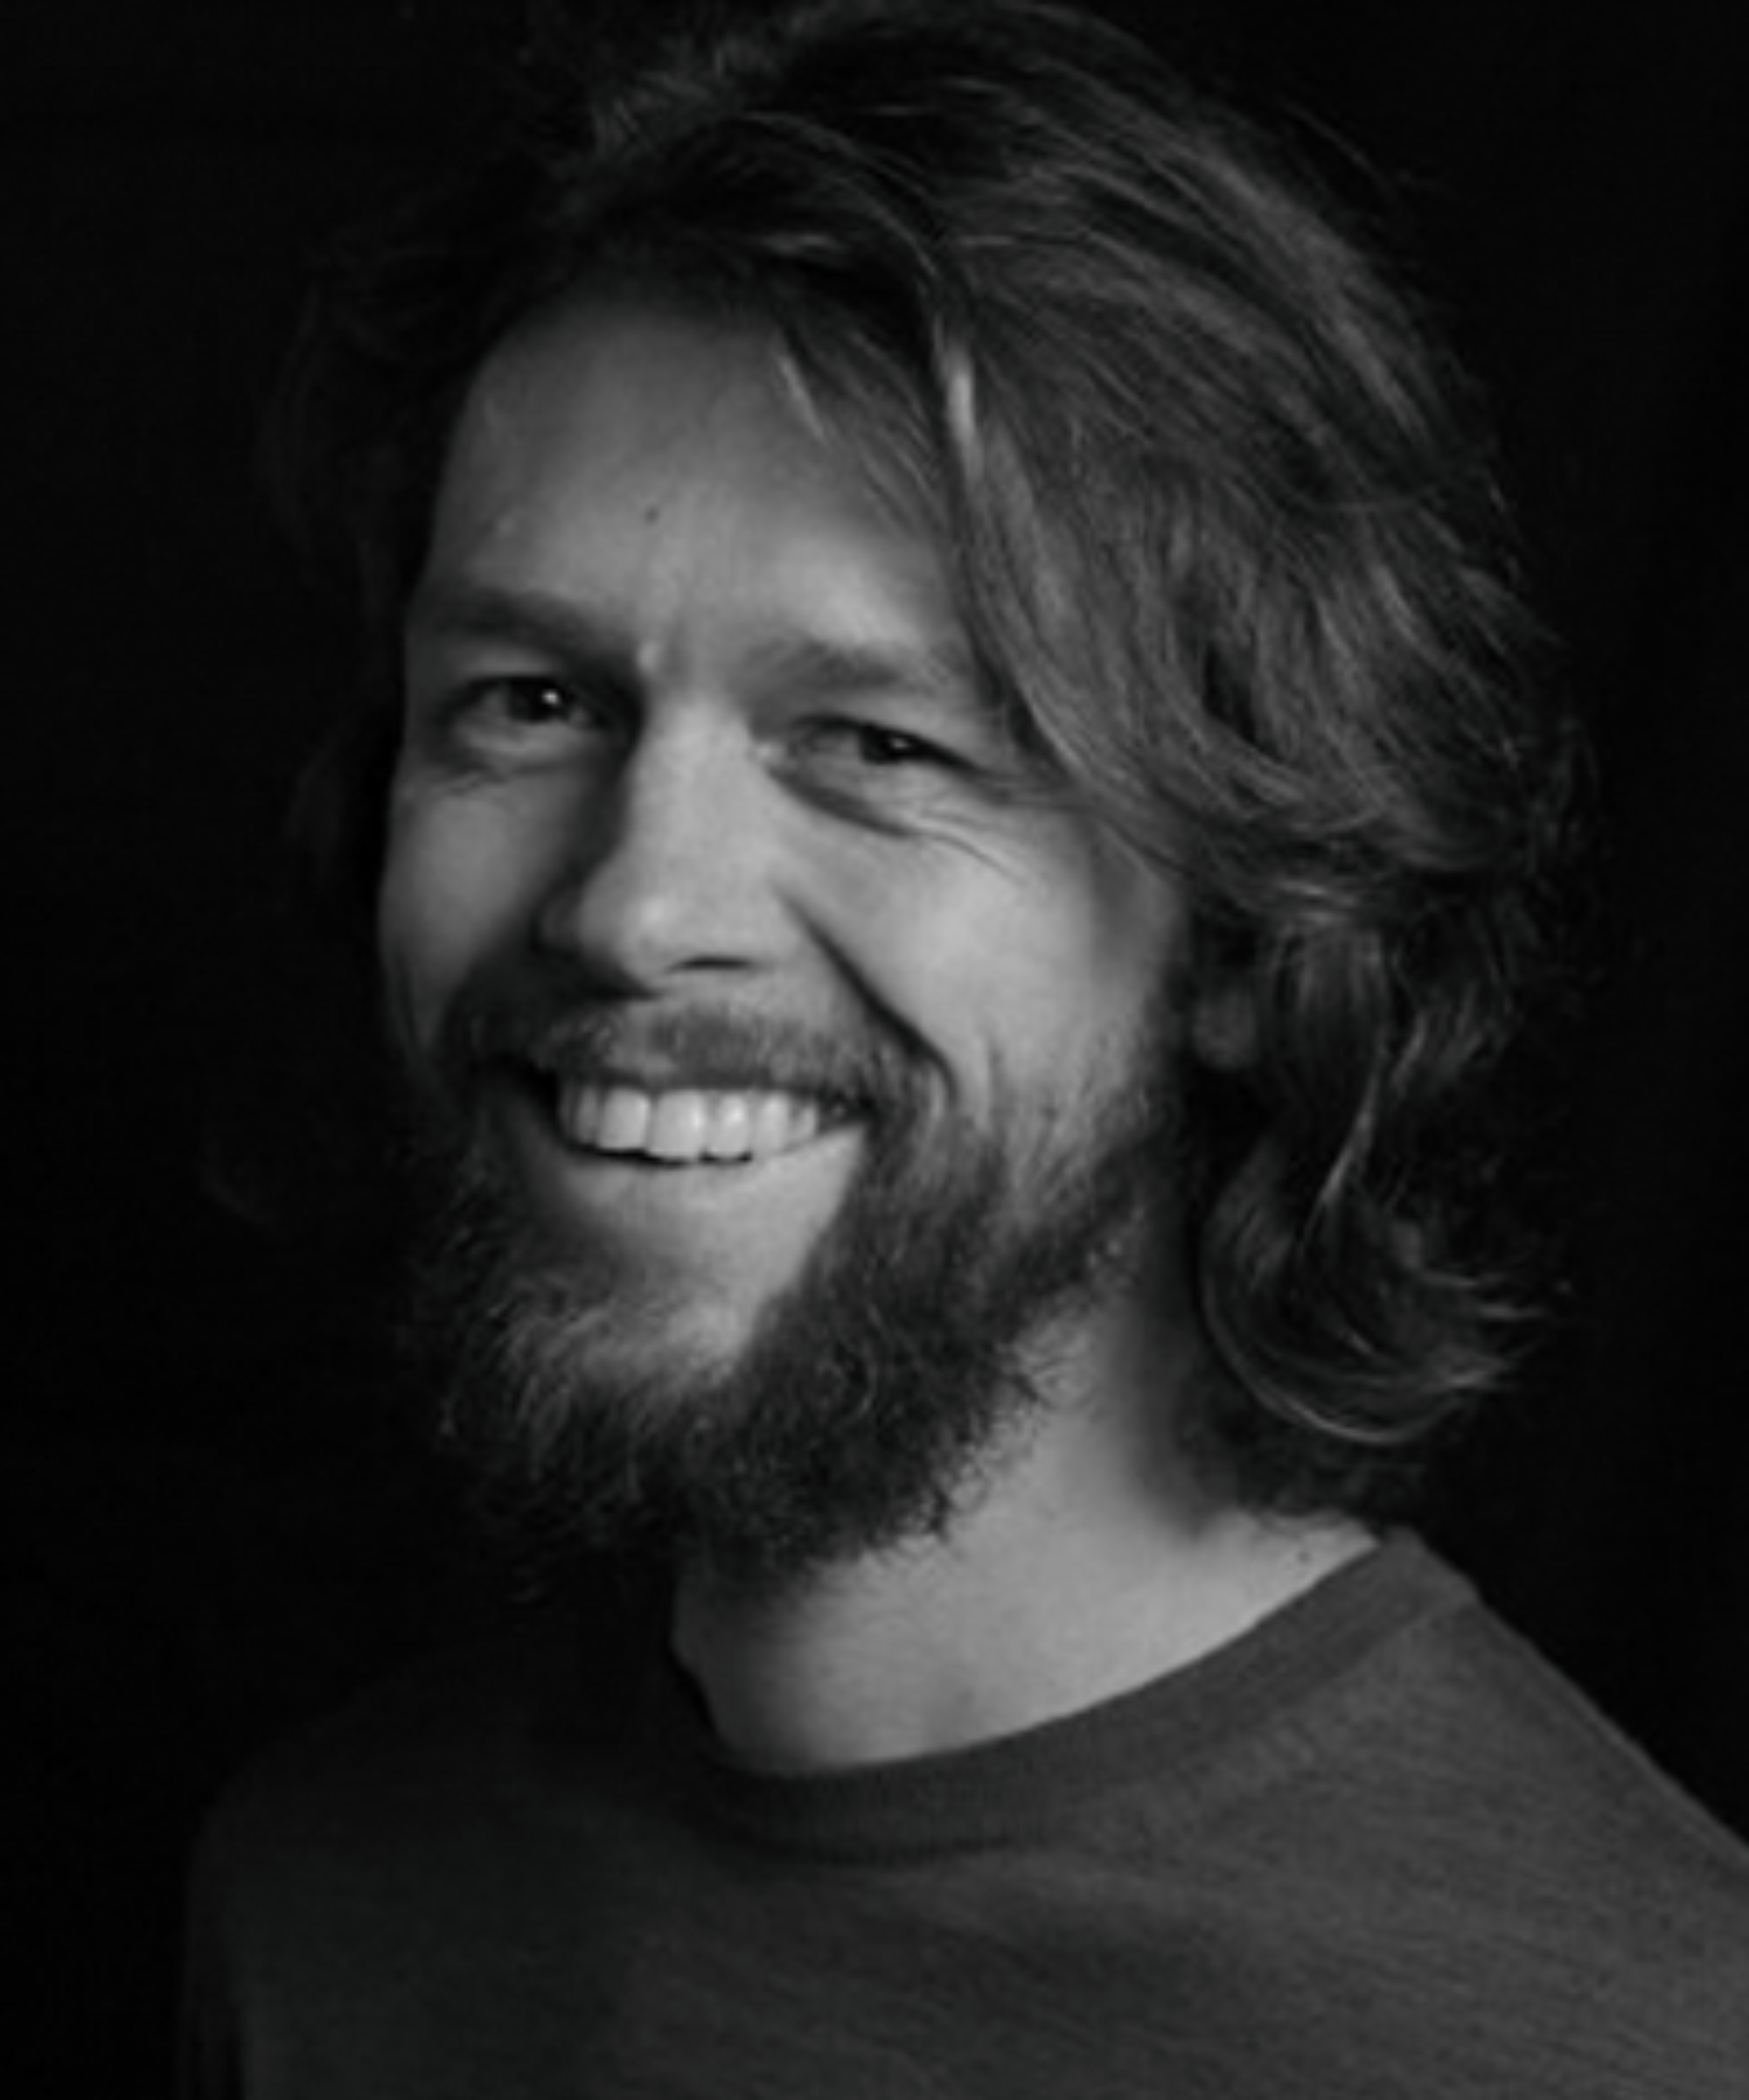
top-left (966, 860), bottom-right (1187, 1108)
top-left (806, 858), bottom-right (1105, 1112)
top-left (871, 848), bottom-right (1178, 1038)
top-left (376, 795), bottom-right (537, 1053)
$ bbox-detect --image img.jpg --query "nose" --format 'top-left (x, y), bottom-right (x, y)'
top-left (533, 717), bottom-right (784, 991)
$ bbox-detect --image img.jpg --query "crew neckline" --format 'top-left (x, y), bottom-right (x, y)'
top-left (636, 1533), bottom-right (1470, 1861)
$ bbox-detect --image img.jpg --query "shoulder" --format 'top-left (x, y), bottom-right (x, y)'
top-left (1341, 1544), bottom-right (1749, 1904)
top-left (178, 1612), bottom-right (634, 2100)
top-left (194, 1587), bottom-right (653, 1911)
top-left (1250, 1538), bottom-right (1749, 2089)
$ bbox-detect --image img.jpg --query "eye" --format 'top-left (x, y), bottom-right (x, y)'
top-left (773, 714), bottom-right (988, 835)
top-left (458, 675), bottom-right (596, 728)
top-left (422, 671), bottom-right (625, 768)
top-left (808, 720), bottom-right (958, 771)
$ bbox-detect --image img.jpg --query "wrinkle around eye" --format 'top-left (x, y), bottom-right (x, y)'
top-left (777, 719), bottom-right (964, 817)
top-left (774, 729), bottom-right (1069, 867)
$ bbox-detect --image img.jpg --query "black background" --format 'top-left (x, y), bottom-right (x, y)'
top-left (7, 1), bottom-right (1749, 2089)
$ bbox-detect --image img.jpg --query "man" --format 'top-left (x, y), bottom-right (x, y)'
top-left (182, 1), bottom-right (1749, 2092)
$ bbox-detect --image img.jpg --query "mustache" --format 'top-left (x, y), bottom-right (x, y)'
top-left (436, 987), bottom-right (924, 1113)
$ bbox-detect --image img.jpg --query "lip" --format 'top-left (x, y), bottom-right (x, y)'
top-left (513, 1013), bottom-right (874, 1099)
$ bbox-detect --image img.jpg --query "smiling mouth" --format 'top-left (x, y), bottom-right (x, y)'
top-left (545, 1077), bottom-right (853, 1167)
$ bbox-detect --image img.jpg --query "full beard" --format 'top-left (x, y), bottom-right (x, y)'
top-left (394, 996), bottom-right (1174, 1592)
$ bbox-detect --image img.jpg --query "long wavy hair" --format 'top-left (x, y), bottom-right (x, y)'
top-left (271, 0), bottom-right (1578, 1520)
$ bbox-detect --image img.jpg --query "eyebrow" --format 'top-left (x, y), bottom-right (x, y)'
top-left (406, 579), bottom-right (986, 719)
top-left (405, 581), bottom-right (637, 673)
top-left (739, 631), bottom-right (982, 716)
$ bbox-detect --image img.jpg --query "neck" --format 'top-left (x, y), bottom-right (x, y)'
top-left (670, 1359), bottom-right (1373, 1773)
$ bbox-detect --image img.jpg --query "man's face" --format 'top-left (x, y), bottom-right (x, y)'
top-left (379, 291), bottom-right (1195, 1575)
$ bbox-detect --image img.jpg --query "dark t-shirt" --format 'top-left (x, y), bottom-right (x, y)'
top-left (181, 1538), bottom-right (1749, 2097)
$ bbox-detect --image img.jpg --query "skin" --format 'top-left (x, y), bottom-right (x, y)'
top-left (380, 290), bottom-right (1370, 1770)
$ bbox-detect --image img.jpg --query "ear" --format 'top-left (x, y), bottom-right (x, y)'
top-left (1188, 972), bottom-right (1258, 1072)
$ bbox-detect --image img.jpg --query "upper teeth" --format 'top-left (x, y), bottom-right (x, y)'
top-left (555, 1082), bottom-right (826, 1164)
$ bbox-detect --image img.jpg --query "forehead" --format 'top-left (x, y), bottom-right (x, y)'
top-left (418, 290), bottom-right (969, 685)
top-left (436, 288), bottom-right (931, 551)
